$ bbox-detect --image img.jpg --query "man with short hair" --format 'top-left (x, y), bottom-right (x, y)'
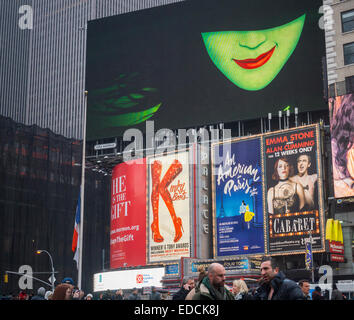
top-left (172, 277), bottom-right (195, 300)
top-left (254, 256), bottom-right (305, 300)
top-left (192, 263), bottom-right (234, 300)
top-left (291, 154), bottom-right (317, 210)
top-left (298, 279), bottom-right (311, 300)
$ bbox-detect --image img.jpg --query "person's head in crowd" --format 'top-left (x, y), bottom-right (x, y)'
top-left (52, 283), bottom-right (73, 300)
top-left (45, 291), bottom-right (53, 300)
top-left (232, 279), bottom-right (249, 295)
top-left (85, 293), bottom-right (93, 300)
top-left (260, 256), bottom-right (279, 284)
top-left (208, 263), bottom-right (226, 289)
top-left (298, 279), bottom-right (310, 296)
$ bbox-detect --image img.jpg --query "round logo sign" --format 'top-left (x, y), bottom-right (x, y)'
top-left (136, 274), bottom-right (143, 284)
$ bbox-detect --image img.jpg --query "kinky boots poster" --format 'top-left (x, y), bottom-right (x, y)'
top-left (147, 151), bottom-right (191, 263)
top-left (263, 125), bottom-right (325, 254)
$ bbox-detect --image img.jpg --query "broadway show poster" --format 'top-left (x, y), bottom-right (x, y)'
top-left (264, 125), bottom-right (324, 254)
top-left (329, 94), bottom-right (354, 198)
top-left (147, 151), bottom-right (191, 263)
top-left (212, 138), bottom-right (265, 258)
top-left (110, 159), bottom-right (147, 269)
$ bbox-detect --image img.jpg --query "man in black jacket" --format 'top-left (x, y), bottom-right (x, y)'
top-left (254, 256), bottom-right (305, 300)
top-left (172, 277), bottom-right (195, 300)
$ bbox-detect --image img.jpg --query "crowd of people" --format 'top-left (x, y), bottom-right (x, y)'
top-left (1, 257), bottom-right (349, 301)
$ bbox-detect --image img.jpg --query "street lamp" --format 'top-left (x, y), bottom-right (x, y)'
top-left (36, 249), bottom-right (55, 292)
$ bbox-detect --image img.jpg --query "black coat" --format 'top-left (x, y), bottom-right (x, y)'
top-left (172, 287), bottom-right (190, 300)
top-left (254, 271), bottom-right (305, 300)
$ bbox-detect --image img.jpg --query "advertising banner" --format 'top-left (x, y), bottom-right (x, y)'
top-left (110, 159), bottom-right (147, 269)
top-left (93, 267), bottom-right (165, 292)
top-left (329, 94), bottom-right (354, 198)
top-left (264, 125), bottom-right (324, 254)
top-left (147, 151), bottom-right (191, 263)
top-left (212, 138), bottom-right (265, 257)
top-left (326, 219), bottom-right (345, 262)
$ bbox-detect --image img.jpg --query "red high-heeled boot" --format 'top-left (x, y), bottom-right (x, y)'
top-left (158, 159), bottom-right (184, 242)
top-left (151, 161), bottom-right (164, 242)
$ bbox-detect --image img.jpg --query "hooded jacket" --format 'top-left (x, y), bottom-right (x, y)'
top-left (32, 287), bottom-right (46, 300)
top-left (254, 271), bottom-right (304, 300)
top-left (192, 277), bottom-right (234, 300)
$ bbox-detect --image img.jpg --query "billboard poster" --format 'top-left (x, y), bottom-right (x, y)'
top-left (212, 138), bottom-right (265, 257)
top-left (110, 159), bottom-right (147, 269)
top-left (147, 151), bottom-right (191, 263)
top-left (263, 125), bottom-right (325, 254)
top-left (86, 0), bottom-right (326, 140)
top-left (329, 94), bottom-right (354, 198)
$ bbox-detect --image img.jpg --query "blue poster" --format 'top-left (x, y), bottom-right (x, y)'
top-left (213, 138), bottom-right (265, 256)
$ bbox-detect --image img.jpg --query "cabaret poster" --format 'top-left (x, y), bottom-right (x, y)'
top-left (263, 125), bottom-right (325, 254)
top-left (212, 138), bottom-right (265, 257)
top-left (147, 151), bottom-right (191, 263)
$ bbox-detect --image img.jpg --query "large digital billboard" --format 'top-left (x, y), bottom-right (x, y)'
top-left (329, 94), bottom-right (354, 199)
top-left (263, 125), bottom-right (325, 254)
top-left (211, 137), bottom-right (265, 258)
top-left (86, 0), bottom-right (326, 140)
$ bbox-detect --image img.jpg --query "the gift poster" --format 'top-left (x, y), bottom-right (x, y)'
top-left (329, 94), bottom-right (354, 198)
top-left (110, 159), bottom-right (147, 269)
top-left (264, 125), bottom-right (324, 254)
top-left (147, 151), bottom-right (191, 263)
top-left (212, 138), bottom-right (265, 257)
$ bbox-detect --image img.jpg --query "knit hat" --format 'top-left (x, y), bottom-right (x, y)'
top-left (61, 277), bottom-right (74, 285)
top-left (45, 291), bottom-right (53, 300)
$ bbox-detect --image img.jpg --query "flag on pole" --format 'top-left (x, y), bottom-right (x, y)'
top-left (72, 191), bottom-right (81, 269)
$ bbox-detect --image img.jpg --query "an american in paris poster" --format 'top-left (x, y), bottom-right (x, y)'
top-left (212, 138), bottom-right (265, 257)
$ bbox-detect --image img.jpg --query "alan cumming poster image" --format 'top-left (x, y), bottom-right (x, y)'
top-left (263, 124), bottom-right (325, 254)
top-left (212, 138), bottom-right (265, 258)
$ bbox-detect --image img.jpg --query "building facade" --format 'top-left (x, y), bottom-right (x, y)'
top-left (0, 0), bottom-right (183, 140)
top-left (324, 0), bottom-right (354, 279)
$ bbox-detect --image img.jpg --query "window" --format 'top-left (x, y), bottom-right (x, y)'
top-left (343, 42), bottom-right (354, 65)
top-left (345, 76), bottom-right (354, 93)
top-left (342, 10), bottom-right (354, 33)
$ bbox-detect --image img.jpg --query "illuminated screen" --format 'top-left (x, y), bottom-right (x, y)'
top-left (329, 94), bottom-right (354, 198)
top-left (86, 0), bottom-right (326, 140)
top-left (93, 267), bottom-right (165, 291)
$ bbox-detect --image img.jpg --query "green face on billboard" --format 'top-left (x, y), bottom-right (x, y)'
top-left (202, 14), bottom-right (306, 91)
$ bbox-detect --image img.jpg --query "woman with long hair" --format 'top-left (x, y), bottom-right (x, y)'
top-left (267, 157), bottom-right (305, 214)
top-left (51, 283), bottom-right (73, 300)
